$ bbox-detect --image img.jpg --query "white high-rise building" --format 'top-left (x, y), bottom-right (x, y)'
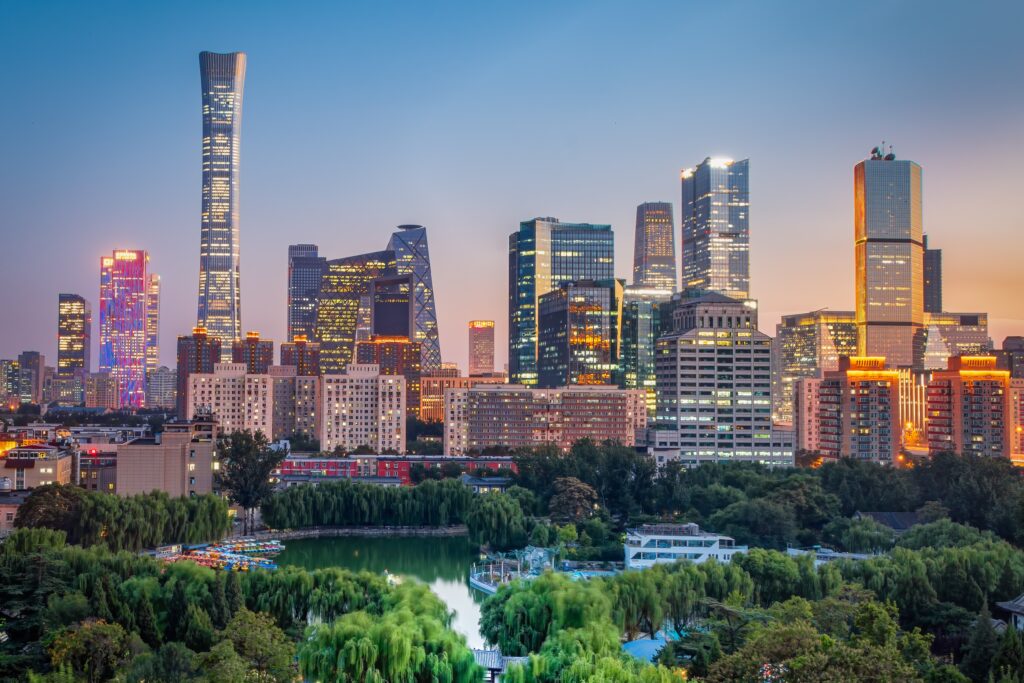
top-left (320, 364), bottom-right (405, 453)
top-left (187, 363), bottom-right (273, 437)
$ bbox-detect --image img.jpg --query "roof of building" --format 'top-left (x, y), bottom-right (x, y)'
top-left (997, 593), bottom-right (1024, 616)
top-left (471, 650), bottom-right (529, 672)
top-left (459, 474), bottom-right (513, 487)
top-left (855, 511), bottom-right (921, 533)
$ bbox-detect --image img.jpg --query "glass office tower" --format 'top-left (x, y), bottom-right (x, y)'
top-left (57, 293), bottom-right (91, 381)
top-left (387, 225), bottom-right (442, 373)
top-left (923, 234), bottom-right (942, 314)
top-left (632, 202), bottom-right (676, 294)
top-left (197, 51), bottom-right (246, 360)
top-left (680, 158), bottom-right (750, 299)
top-left (468, 320), bottom-right (495, 376)
top-left (287, 244), bottom-right (326, 342)
top-left (146, 274), bottom-right (160, 374)
top-left (508, 218), bottom-right (615, 385)
top-left (315, 250), bottom-right (396, 373)
top-left (537, 279), bottom-right (623, 388)
top-left (854, 149), bottom-right (923, 368)
top-left (99, 250), bottom-right (149, 408)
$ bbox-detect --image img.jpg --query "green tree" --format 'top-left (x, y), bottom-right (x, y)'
top-left (960, 606), bottom-right (1000, 682)
top-left (48, 620), bottom-right (139, 683)
top-left (548, 477), bottom-right (598, 523)
top-left (993, 626), bottom-right (1024, 679)
top-left (136, 593), bottom-right (161, 648)
top-left (225, 571), bottom-right (244, 616)
top-left (13, 484), bottom-right (87, 541)
top-left (124, 642), bottom-right (198, 682)
top-left (222, 609), bottom-right (294, 683)
top-left (193, 640), bottom-right (248, 683)
top-left (467, 492), bottom-right (527, 551)
top-left (182, 604), bottom-right (214, 652)
top-left (217, 430), bottom-right (286, 534)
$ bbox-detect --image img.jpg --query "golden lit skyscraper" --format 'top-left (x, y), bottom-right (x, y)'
top-left (197, 51), bottom-right (246, 360)
top-left (146, 273), bottom-right (160, 373)
top-left (854, 147), bottom-right (923, 368)
top-left (632, 202), bottom-right (676, 294)
top-left (57, 293), bottom-right (91, 381)
top-left (468, 320), bottom-right (495, 376)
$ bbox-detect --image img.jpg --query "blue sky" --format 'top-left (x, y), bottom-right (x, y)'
top-left (1, 1), bottom-right (1022, 369)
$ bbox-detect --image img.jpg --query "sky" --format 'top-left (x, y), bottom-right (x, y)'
top-left (1, 0), bottom-right (1022, 371)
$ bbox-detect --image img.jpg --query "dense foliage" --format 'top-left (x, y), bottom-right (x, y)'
top-left (0, 527), bottom-right (478, 683)
top-left (14, 485), bottom-right (230, 552)
top-left (261, 477), bottom-right (473, 528)
top-left (216, 429), bottom-right (286, 534)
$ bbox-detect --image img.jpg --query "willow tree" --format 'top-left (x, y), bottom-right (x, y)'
top-left (217, 429), bottom-right (286, 534)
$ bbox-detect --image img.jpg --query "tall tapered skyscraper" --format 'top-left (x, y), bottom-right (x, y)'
top-left (197, 51), bottom-right (246, 360)
top-left (680, 157), bottom-right (749, 299)
top-left (57, 293), bottom-right (91, 380)
top-left (632, 202), bottom-right (676, 294)
top-left (855, 147), bottom-right (923, 368)
top-left (146, 273), bottom-right (160, 373)
top-left (288, 244), bottom-right (326, 342)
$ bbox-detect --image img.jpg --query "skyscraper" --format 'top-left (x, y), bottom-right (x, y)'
top-left (468, 320), bottom-right (495, 376)
top-left (618, 286), bottom-right (667, 416)
top-left (923, 234), bottom-right (942, 313)
top-left (387, 225), bottom-right (442, 372)
top-left (316, 250), bottom-right (396, 373)
top-left (927, 356), bottom-right (1011, 458)
top-left (855, 147), bottom-right (923, 368)
top-left (57, 293), bottom-right (91, 382)
top-left (17, 351), bottom-right (45, 404)
top-left (197, 51), bottom-right (246, 360)
top-left (280, 336), bottom-right (321, 376)
top-left (287, 244), bottom-right (325, 342)
top-left (508, 218), bottom-right (615, 385)
top-left (355, 335), bottom-right (422, 417)
top-left (632, 202), bottom-right (676, 294)
top-left (99, 250), bottom-right (149, 408)
top-left (771, 310), bottom-right (858, 424)
top-left (680, 158), bottom-right (750, 299)
top-left (176, 326), bottom-right (222, 419)
top-left (146, 274), bottom-right (160, 373)
top-left (232, 331), bottom-right (274, 374)
top-left (537, 279), bottom-right (622, 388)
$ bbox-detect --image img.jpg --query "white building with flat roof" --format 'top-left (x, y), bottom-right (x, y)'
top-left (624, 523), bottom-right (746, 569)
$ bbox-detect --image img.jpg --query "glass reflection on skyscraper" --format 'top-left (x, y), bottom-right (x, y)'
top-left (508, 218), bottom-right (615, 385)
top-left (197, 51), bottom-right (246, 360)
top-left (854, 148), bottom-right (923, 368)
top-left (288, 244), bottom-right (326, 342)
top-left (387, 225), bottom-right (442, 373)
top-left (99, 250), bottom-right (149, 409)
top-left (632, 202), bottom-right (676, 294)
top-left (680, 157), bottom-right (749, 299)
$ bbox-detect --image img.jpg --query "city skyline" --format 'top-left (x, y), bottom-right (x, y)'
top-left (2, 2), bottom-right (1022, 370)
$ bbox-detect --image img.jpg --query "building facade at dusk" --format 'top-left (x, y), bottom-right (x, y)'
top-left (537, 279), bottom-right (622, 388)
top-left (632, 201), bottom-right (676, 295)
top-left (320, 364), bottom-right (406, 454)
top-left (387, 225), bottom-right (442, 372)
top-left (927, 356), bottom-right (1011, 457)
top-left (508, 218), bottom-right (615, 386)
top-left (280, 335), bottom-right (321, 376)
top-left (197, 51), bottom-right (246, 360)
top-left (145, 366), bottom-right (176, 410)
top-left (287, 244), bottom-right (325, 342)
top-left (923, 235), bottom-right (942, 314)
top-left (145, 274), bottom-right (160, 374)
top-left (652, 294), bottom-right (783, 465)
top-left (354, 335), bottom-right (422, 418)
top-left (419, 372), bottom-right (506, 423)
top-left (818, 356), bottom-right (900, 464)
top-left (680, 157), bottom-right (750, 299)
top-left (618, 290), bottom-right (665, 416)
top-left (232, 331), bottom-right (274, 374)
top-left (468, 320), bottom-right (495, 376)
top-left (771, 310), bottom-right (858, 424)
top-left (187, 363), bottom-right (274, 437)
top-left (85, 372), bottom-right (118, 410)
top-left (98, 250), bottom-right (149, 408)
top-left (443, 384), bottom-right (646, 455)
top-left (56, 293), bottom-right (91, 400)
top-left (855, 150), bottom-right (924, 369)
top-left (175, 326), bottom-right (222, 419)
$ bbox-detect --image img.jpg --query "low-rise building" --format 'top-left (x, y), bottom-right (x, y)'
top-left (0, 487), bottom-right (32, 536)
top-left (274, 453), bottom-right (515, 486)
top-left (116, 417), bottom-right (219, 497)
top-left (624, 523), bottom-right (747, 569)
top-left (2, 445), bottom-right (73, 490)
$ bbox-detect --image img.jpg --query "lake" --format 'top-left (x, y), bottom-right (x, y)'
top-left (276, 535), bottom-right (488, 648)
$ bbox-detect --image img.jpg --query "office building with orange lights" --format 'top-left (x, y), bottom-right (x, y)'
top-left (854, 148), bottom-right (923, 369)
top-left (57, 294), bottom-right (91, 401)
top-left (818, 356), bottom-right (900, 463)
top-left (632, 201), bottom-right (676, 295)
top-left (232, 331), bottom-right (274, 374)
top-left (927, 356), bottom-right (1011, 457)
top-left (468, 320), bottom-right (495, 376)
top-left (85, 372), bottom-right (119, 410)
top-left (287, 244), bottom-right (325, 342)
top-left (1011, 379), bottom-right (1024, 458)
top-left (420, 372), bottom-right (506, 423)
top-left (145, 274), bottom-right (160, 374)
top-left (98, 250), bottom-right (149, 408)
top-left (280, 335), bottom-right (321, 376)
top-left (355, 335), bottom-right (421, 417)
top-left (176, 327), bottom-right (222, 419)
top-left (537, 279), bottom-right (623, 388)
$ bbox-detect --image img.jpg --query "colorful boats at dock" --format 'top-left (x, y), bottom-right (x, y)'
top-left (151, 539), bottom-right (285, 572)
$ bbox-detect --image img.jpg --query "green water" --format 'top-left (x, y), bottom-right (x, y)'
top-left (276, 536), bottom-right (487, 648)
